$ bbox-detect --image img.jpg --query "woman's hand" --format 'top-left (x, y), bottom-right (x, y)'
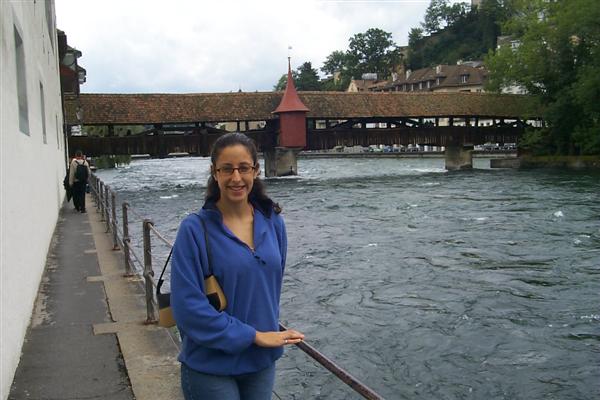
top-left (254, 329), bottom-right (305, 348)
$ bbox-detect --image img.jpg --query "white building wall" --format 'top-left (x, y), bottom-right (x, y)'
top-left (1, 1), bottom-right (66, 398)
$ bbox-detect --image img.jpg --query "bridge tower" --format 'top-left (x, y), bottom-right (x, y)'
top-left (265, 58), bottom-right (309, 177)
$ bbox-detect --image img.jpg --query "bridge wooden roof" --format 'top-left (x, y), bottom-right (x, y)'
top-left (64, 92), bottom-right (540, 125)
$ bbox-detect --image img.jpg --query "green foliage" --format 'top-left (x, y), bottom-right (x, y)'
top-left (421, 0), bottom-right (470, 34)
top-left (83, 125), bottom-right (146, 137)
top-left (408, 28), bottom-right (424, 47)
top-left (295, 62), bottom-right (322, 91)
top-left (486, 0), bottom-right (600, 155)
top-left (319, 28), bottom-right (401, 90)
top-left (93, 155), bottom-right (131, 169)
top-left (273, 62), bottom-right (322, 91)
top-left (273, 73), bottom-right (292, 91)
top-left (322, 50), bottom-right (348, 76)
top-left (408, 0), bottom-right (511, 69)
top-left (275, 28), bottom-right (402, 92)
top-left (346, 28), bottom-right (399, 79)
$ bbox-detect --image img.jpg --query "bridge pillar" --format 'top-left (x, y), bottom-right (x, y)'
top-left (264, 147), bottom-right (299, 177)
top-left (445, 144), bottom-right (473, 170)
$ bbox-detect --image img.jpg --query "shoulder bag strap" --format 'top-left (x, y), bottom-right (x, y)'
top-left (155, 214), bottom-right (214, 296)
top-left (156, 247), bottom-right (173, 296)
top-left (198, 216), bottom-right (214, 276)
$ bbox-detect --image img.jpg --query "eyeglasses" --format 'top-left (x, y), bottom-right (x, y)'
top-left (215, 164), bottom-right (257, 176)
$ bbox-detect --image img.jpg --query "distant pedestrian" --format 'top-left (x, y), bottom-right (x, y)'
top-left (69, 150), bottom-right (91, 213)
top-left (171, 133), bottom-right (304, 400)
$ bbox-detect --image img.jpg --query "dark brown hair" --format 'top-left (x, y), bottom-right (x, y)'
top-left (205, 133), bottom-right (281, 214)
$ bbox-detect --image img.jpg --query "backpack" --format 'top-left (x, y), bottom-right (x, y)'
top-left (74, 161), bottom-right (89, 182)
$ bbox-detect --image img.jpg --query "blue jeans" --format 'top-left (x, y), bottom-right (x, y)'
top-left (181, 363), bottom-right (276, 400)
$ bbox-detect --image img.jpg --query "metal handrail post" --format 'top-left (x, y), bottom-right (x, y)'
top-left (99, 181), bottom-right (105, 219)
top-left (97, 178), bottom-right (102, 212)
top-left (92, 175), bottom-right (97, 205)
top-left (88, 174), bottom-right (94, 204)
top-left (111, 191), bottom-right (119, 250)
top-left (122, 202), bottom-right (133, 277)
top-left (142, 219), bottom-right (157, 324)
top-left (104, 185), bottom-right (110, 232)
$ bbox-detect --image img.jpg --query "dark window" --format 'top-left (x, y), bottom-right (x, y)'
top-left (56, 114), bottom-right (61, 149)
top-left (44, 0), bottom-right (55, 51)
top-left (40, 82), bottom-right (47, 144)
top-left (15, 26), bottom-right (29, 135)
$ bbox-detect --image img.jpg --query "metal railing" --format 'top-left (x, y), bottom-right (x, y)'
top-left (87, 173), bottom-right (384, 400)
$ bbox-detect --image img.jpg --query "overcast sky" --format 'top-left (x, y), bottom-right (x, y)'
top-left (56, 0), bottom-right (444, 94)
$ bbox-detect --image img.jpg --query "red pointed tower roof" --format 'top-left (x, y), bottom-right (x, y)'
top-left (273, 58), bottom-right (309, 113)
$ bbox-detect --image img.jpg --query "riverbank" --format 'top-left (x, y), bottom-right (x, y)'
top-left (298, 151), bottom-right (516, 159)
top-left (491, 155), bottom-right (600, 169)
top-left (520, 155), bottom-right (600, 169)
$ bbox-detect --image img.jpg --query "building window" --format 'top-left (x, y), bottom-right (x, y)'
top-left (44, 0), bottom-right (55, 51)
top-left (436, 77), bottom-right (441, 85)
top-left (461, 74), bottom-right (469, 83)
top-left (426, 80), bottom-right (431, 89)
top-left (56, 114), bottom-right (61, 149)
top-left (40, 82), bottom-right (47, 143)
top-left (15, 26), bottom-right (29, 135)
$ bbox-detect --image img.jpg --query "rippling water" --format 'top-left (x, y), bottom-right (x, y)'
top-left (97, 156), bottom-right (600, 400)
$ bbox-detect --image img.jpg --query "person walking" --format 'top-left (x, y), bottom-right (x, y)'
top-left (171, 133), bottom-right (304, 400)
top-left (68, 150), bottom-right (91, 213)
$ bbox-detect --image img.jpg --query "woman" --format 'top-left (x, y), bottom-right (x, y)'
top-left (171, 132), bottom-right (304, 400)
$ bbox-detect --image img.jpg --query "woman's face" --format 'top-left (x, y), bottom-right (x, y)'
top-left (212, 144), bottom-right (259, 206)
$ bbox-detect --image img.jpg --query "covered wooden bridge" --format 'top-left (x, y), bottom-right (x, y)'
top-left (64, 90), bottom-right (541, 171)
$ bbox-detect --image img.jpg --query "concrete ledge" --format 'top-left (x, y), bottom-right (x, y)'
top-left (86, 201), bottom-right (182, 400)
top-left (491, 158), bottom-right (522, 168)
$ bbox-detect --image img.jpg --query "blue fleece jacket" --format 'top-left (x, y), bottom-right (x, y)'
top-left (171, 200), bottom-right (287, 375)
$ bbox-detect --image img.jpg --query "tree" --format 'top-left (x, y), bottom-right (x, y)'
top-left (319, 28), bottom-right (400, 90)
top-left (273, 62), bottom-right (321, 91)
top-left (422, 0), bottom-right (470, 34)
top-left (347, 28), bottom-right (398, 78)
top-left (321, 50), bottom-right (348, 76)
top-left (295, 62), bottom-right (322, 91)
top-left (422, 0), bottom-right (449, 34)
top-left (408, 27), bottom-right (424, 47)
top-left (407, 0), bottom-right (514, 69)
top-left (273, 73), bottom-right (293, 91)
top-left (485, 0), bottom-right (600, 155)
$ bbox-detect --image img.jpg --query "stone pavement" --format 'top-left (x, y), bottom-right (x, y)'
top-left (9, 196), bottom-right (182, 399)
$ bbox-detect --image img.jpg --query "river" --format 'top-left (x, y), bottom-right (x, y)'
top-left (96, 156), bottom-right (600, 400)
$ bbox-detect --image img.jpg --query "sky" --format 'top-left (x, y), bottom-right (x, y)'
top-left (55, 0), bottom-right (441, 94)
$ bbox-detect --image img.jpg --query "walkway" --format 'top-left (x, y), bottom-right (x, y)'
top-left (9, 196), bottom-right (182, 399)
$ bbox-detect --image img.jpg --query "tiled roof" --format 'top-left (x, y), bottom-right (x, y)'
top-left (381, 64), bottom-right (487, 91)
top-left (347, 79), bottom-right (382, 92)
top-left (64, 91), bottom-right (540, 125)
